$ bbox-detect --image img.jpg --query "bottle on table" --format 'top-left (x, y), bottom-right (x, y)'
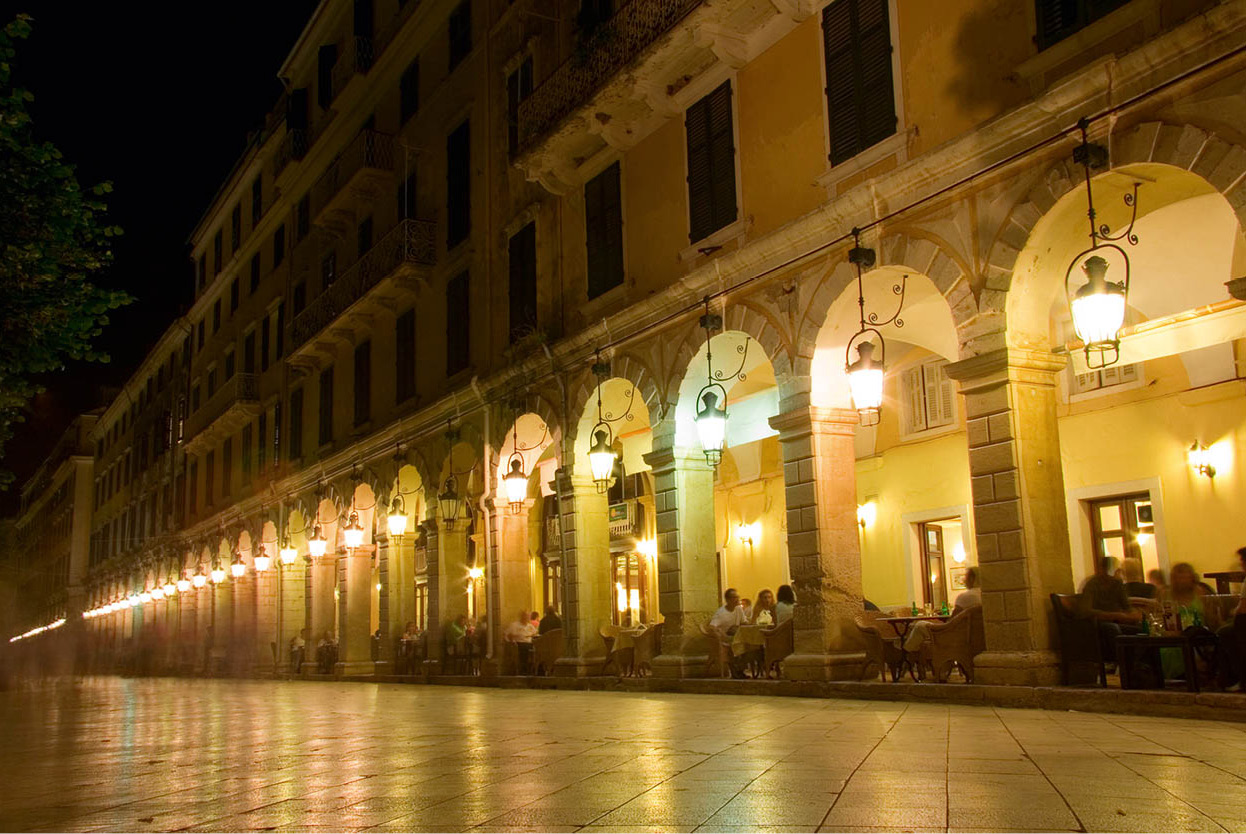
top-left (910, 601), bottom-right (919, 616)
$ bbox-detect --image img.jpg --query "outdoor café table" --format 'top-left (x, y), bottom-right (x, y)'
top-left (877, 614), bottom-right (951, 681)
top-left (732, 624), bottom-right (768, 656)
top-left (1117, 631), bottom-right (1217, 693)
top-left (614, 626), bottom-right (646, 652)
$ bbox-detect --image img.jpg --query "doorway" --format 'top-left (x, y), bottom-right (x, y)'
top-left (1088, 492), bottom-right (1157, 576)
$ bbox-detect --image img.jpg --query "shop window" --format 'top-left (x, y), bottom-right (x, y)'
top-left (822, 0), bottom-right (897, 165)
top-left (415, 582), bottom-right (428, 630)
top-left (685, 81), bottom-right (737, 243)
top-left (900, 358), bottom-right (955, 434)
top-left (543, 557), bottom-right (562, 615)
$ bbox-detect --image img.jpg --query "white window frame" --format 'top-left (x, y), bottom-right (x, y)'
top-left (898, 356), bottom-right (959, 442)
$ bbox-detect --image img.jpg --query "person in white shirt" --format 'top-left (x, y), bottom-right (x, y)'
top-left (504, 609), bottom-right (538, 674)
top-left (953, 568), bottom-right (982, 613)
top-left (709, 588), bottom-right (748, 637)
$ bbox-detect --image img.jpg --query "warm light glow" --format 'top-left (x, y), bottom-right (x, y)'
top-left (279, 542), bottom-right (299, 565)
top-left (151, 586), bottom-right (165, 601)
top-left (376, 582), bottom-right (383, 591)
top-left (467, 566), bottom-right (484, 581)
top-left (616, 582), bottom-right (628, 612)
top-left (308, 525), bottom-right (328, 558)
top-left (636, 538), bottom-right (657, 559)
top-left (1188, 441), bottom-right (1216, 478)
top-left (386, 498), bottom-right (409, 538)
top-left (736, 521), bottom-right (761, 547)
top-left (629, 588), bottom-right (640, 613)
top-left (846, 341), bottom-right (884, 426)
top-left (343, 512), bottom-right (365, 549)
top-left (177, 578), bottom-right (192, 593)
top-left (1136, 532), bottom-right (1154, 546)
top-left (856, 500), bottom-right (877, 529)
top-left (503, 457), bottom-right (528, 511)
top-left (253, 546), bottom-right (271, 573)
top-left (587, 428), bottom-right (617, 492)
top-left (1070, 256), bottom-right (1126, 350)
top-left (210, 565), bottom-right (226, 584)
top-left (162, 578), bottom-right (177, 595)
top-left (951, 541), bottom-right (967, 564)
top-left (139, 591), bottom-right (152, 604)
top-left (230, 559), bottom-right (246, 579)
top-left (192, 570), bottom-right (207, 589)
top-left (695, 390), bottom-right (727, 466)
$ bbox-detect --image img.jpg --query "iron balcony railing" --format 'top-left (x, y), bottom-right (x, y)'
top-left (311, 130), bottom-right (395, 219)
top-left (517, 0), bottom-right (703, 153)
top-left (331, 36), bottom-right (375, 101)
top-left (184, 372), bottom-right (259, 448)
top-left (273, 128), bottom-right (308, 177)
top-left (288, 218), bottom-right (436, 351)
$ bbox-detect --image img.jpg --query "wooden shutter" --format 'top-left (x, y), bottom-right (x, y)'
top-left (823, 0), bottom-right (896, 166)
top-left (396, 309), bottom-right (416, 403)
top-left (686, 81), bottom-right (736, 243)
top-left (446, 271), bottom-right (470, 376)
top-left (354, 341), bottom-right (371, 426)
top-left (1036, 0), bottom-right (1128, 50)
top-left (509, 222), bottom-right (537, 342)
top-left (446, 121), bottom-right (471, 247)
top-left (586, 162), bottom-right (623, 298)
top-left (319, 367), bottom-right (334, 446)
top-left (924, 360), bottom-right (955, 429)
top-left (901, 365), bottom-right (924, 433)
top-left (401, 58), bottom-right (419, 123)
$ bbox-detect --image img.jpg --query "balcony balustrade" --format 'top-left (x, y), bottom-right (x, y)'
top-left (608, 499), bottom-right (644, 541)
top-left (183, 373), bottom-right (260, 456)
top-left (288, 218), bottom-right (436, 355)
top-left (311, 130), bottom-right (396, 232)
top-left (331, 36), bottom-right (375, 101)
top-left (273, 129), bottom-right (308, 177)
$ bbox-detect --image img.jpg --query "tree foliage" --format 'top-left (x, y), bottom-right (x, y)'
top-left (0, 15), bottom-right (130, 489)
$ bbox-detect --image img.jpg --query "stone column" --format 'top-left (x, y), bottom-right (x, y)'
top-left (254, 566), bottom-right (278, 673)
top-left (643, 446), bottom-right (719, 677)
top-left (495, 501), bottom-right (535, 673)
top-left (768, 406), bottom-right (866, 680)
top-left (384, 533), bottom-right (413, 667)
top-left (336, 544), bottom-right (375, 676)
top-left (553, 470), bottom-right (611, 675)
top-left (944, 348), bottom-right (1075, 686)
top-left (421, 517), bottom-right (443, 669)
top-left (277, 559), bottom-right (307, 671)
top-left (178, 588), bottom-right (198, 673)
top-left (211, 579), bottom-right (232, 674)
top-left (436, 517), bottom-right (470, 650)
top-left (309, 556), bottom-right (337, 653)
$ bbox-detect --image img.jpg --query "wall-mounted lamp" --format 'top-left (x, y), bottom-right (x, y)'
top-left (467, 566), bottom-right (484, 581)
top-left (1189, 441), bottom-right (1216, 478)
top-left (951, 541), bottom-right (967, 564)
top-left (736, 522), bottom-right (760, 555)
top-left (636, 538), bottom-right (657, 560)
top-left (856, 500), bottom-right (877, 529)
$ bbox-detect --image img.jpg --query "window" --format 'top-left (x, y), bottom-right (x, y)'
top-left (205, 452), bottom-right (215, 507)
top-left (917, 521), bottom-right (951, 609)
top-left (197, 320), bottom-right (205, 349)
top-left (685, 81), bottom-right (737, 243)
top-left (257, 413), bottom-right (267, 471)
top-left (318, 367), bottom-right (334, 446)
top-left (277, 303), bottom-right (285, 357)
top-left (273, 403), bottom-right (281, 466)
top-left (398, 172), bottom-right (416, 221)
top-left (611, 552), bottom-right (647, 627)
top-left (251, 176), bottom-right (262, 227)
top-left (293, 282), bottom-right (307, 315)
top-left (446, 120), bottom-right (471, 247)
top-left (317, 44), bottom-right (337, 108)
top-left (241, 423), bottom-right (253, 483)
top-left (1036, 0), bottom-right (1130, 49)
top-left (354, 341), bottom-right (371, 426)
top-left (207, 368), bottom-right (217, 397)
top-left (213, 230), bottom-right (223, 275)
top-left (249, 254), bottom-right (260, 293)
top-left (231, 205), bottom-right (242, 254)
top-left (357, 216), bottom-right (373, 258)
top-left (446, 271), bottom-right (470, 376)
top-left (188, 461), bottom-right (198, 515)
top-left (901, 358), bottom-right (955, 434)
top-left (1089, 493), bottom-right (1157, 575)
top-left (822, 0), bottom-right (896, 166)
top-left (297, 194), bottom-right (311, 241)
top-left (396, 308), bottom-right (416, 404)
top-left (191, 383), bottom-right (200, 413)
top-left (585, 161), bottom-right (624, 298)
top-left (273, 224), bottom-right (285, 267)
top-left (400, 57), bottom-right (419, 123)
top-left (449, 1), bottom-right (471, 71)
top-left (1071, 362), bottom-right (1141, 395)
top-left (222, 438), bottom-right (232, 497)
top-left (230, 278), bottom-right (239, 312)
top-left (196, 255), bottom-right (206, 293)
top-left (506, 56), bottom-right (533, 155)
top-left (224, 349), bottom-right (235, 381)
top-left (322, 252), bottom-right (337, 288)
top-left (213, 299), bottom-right (221, 333)
top-left (289, 388), bottom-right (304, 459)
top-left (243, 331), bottom-right (256, 374)
top-left (261, 316), bottom-right (271, 372)
top-left (508, 222), bottom-right (537, 342)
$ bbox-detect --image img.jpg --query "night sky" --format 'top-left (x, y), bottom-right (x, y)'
top-left (0, 1), bottom-right (317, 512)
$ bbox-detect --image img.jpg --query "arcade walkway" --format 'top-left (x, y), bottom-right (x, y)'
top-left (2, 678), bottom-right (1246, 832)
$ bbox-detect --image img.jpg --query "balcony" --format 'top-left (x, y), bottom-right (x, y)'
top-left (514, 0), bottom-right (814, 193)
top-left (608, 499), bottom-right (645, 542)
top-left (311, 130), bottom-right (396, 235)
top-left (331, 36), bottom-right (375, 102)
top-left (273, 128), bottom-right (308, 178)
top-left (183, 373), bottom-right (260, 456)
top-left (288, 218), bottom-right (436, 359)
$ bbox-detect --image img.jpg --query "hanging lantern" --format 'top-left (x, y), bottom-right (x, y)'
top-left (150, 586), bottom-right (165, 601)
top-left (503, 455), bottom-right (528, 514)
top-left (439, 476), bottom-right (462, 530)
top-left (210, 562), bottom-right (226, 584)
top-left (1065, 118), bottom-right (1140, 370)
top-left (192, 565), bottom-right (208, 588)
top-left (253, 545), bottom-right (271, 573)
top-left (162, 574), bottom-right (177, 596)
top-left (386, 496), bottom-right (409, 538)
top-left (230, 551), bottom-right (246, 579)
top-left (307, 524), bottom-right (328, 558)
top-left (176, 575), bottom-right (192, 593)
top-left (279, 536), bottom-right (298, 565)
top-left (695, 297), bottom-right (728, 467)
top-left (343, 511), bottom-right (366, 549)
top-left (587, 352), bottom-right (619, 492)
top-left (845, 339), bottom-right (885, 427)
top-left (139, 590), bottom-right (153, 604)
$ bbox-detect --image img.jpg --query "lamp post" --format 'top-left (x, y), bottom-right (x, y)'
top-left (588, 352), bottom-right (619, 493)
top-left (386, 496), bottom-right (409, 538)
top-left (439, 476), bottom-right (462, 530)
top-left (343, 511), bottom-right (365, 550)
top-left (694, 297), bottom-right (728, 467)
top-left (843, 230), bottom-right (904, 427)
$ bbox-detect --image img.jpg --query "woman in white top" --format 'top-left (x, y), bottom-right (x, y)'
top-left (775, 584), bottom-right (796, 624)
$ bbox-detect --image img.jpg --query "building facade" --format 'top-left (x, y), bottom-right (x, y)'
top-left (10, 0), bottom-right (1246, 686)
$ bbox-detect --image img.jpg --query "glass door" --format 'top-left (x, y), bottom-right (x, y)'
top-left (1089, 492), bottom-right (1156, 577)
top-left (918, 522), bottom-right (948, 609)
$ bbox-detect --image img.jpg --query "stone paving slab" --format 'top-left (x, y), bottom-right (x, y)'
top-left (2, 677), bottom-right (1246, 832)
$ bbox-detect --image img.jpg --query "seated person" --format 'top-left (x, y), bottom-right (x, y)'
top-left (1161, 562), bottom-right (1206, 680)
top-left (775, 585), bottom-right (797, 624)
top-left (1217, 547), bottom-right (1246, 690)
top-left (709, 588), bottom-right (750, 678)
top-left (315, 631), bottom-right (338, 674)
top-left (740, 597), bottom-right (754, 622)
top-left (504, 609), bottom-right (538, 674)
top-left (445, 614), bottom-right (468, 655)
top-left (752, 589), bottom-right (776, 626)
top-left (289, 628), bottom-right (308, 673)
top-left (1123, 557), bottom-right (1154, 599)
top-left (1078, 556), bottom-right (1143, 662)
top-left (904, 568), bottom-right (981, 653)
top-left (538, 605), bottom-right (562, 635)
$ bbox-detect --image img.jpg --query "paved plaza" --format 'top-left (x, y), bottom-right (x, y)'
top-left (3, 679), bottom-right (1246, 832)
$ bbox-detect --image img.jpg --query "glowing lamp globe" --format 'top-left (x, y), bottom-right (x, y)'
top-left (503, 458), bottom-right (528, 513)
top-left (438, 480), bottom-right (462, 530)
top-left (176, 577), bottom-right (192, 593)
top-left (846, 341), bottom-right (885, 427)
top-left (210, 565), bottom-right (226, 584)
top-left (253, 546), bottom-right (271, 573)
top-left (150, 586), bottom-right (165, 601)
top-left (587, 429), bottom-right (617, 493)
top-left (343, 512), bottom-right (365, 550)
top-left (307, 525), bottom-right (328, 558)
top-left (1070, 256), bottom-right (1126, 352)
top-left (230, 556), bottom-right (246, 579)
top-left (139, 591), bottom-right (152, 604)
top-left (695, 390), bottom-right (727, 467)
top-left (386, 497), bottom-right (408, 538)
top-left (279, 540), bottom-right (298, 565)
top-left (192, 569), bottom-right (207, 589)
top-left (468, 566), bottom-right (484, 581)
top-left (162, 577), bottom-right (177, 595)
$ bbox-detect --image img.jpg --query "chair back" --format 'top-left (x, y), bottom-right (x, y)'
top-left (1204, 594), bottom-right (1239, 630)
top-left (634, 623), bottom-right (662, 670)
top-left (533, 628), bottom-right (564, 675)
top-left (699, 622), bottom-right (728, 676)
top-left (1050, 592), bottom-right (1101, 663)
top-left (967, 606), bottom-right (986, 655)
top-left (763, 618), bottom-right (794, 670)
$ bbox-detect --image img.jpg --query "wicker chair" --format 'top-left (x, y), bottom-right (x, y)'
top-left (599, 624), bottom-right (633, 676)
top-left (761, 619), bottom-right (794, 679)
top-left (633, 623), bottom-right (663, 677)
top-left (855, 614), bottom-right (903, 682)
top-left (1203, 594), bottom-right (1239, 630)
top-left (1051, 593), bottom-right (1106, 686)
top-left (532, 628), bottom-right (564, 676)
top-left (700, 622), bottom-right (731, 677)
top-left (917, 606), bottom-right (985, 683)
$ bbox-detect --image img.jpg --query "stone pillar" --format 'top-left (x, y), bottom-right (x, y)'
top-left (945, 348), bottom-right (1075, 686)
top-left (337, 545), bottom-right (376, 676)
top-left (211, 579), bottom-right (232, 674)
top-left (643, 446), bottom-right (719, 677)
top-left (385, 533), bottom-right (413, 667)
top-left (178, 588), bottom-right (198, 673)
top-left (309, 556), bottom-right (337, 651)
top-left (495, 502), bottom-right (535, 673)
top-left (421, 517), bottom-right (443, 669)
top-left (254, 566), bottom-right (278, 672)
top-left (435, 517), bottom-right (470, 655)
top-left (553, 470), bottom-right (611, 675)
top-left (768, 406), bottom-right (867, 680)
top-left (233, 572), bottom-right (258, 675)
top-left (277, 559), bottom-right (307, 671)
